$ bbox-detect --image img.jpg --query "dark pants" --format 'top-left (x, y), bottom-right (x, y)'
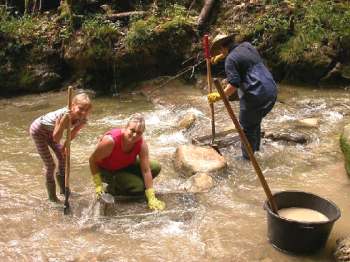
top-left (239, 99), bottom-right (276, 159)
top-left (100, 159), bottom-right (161, 196)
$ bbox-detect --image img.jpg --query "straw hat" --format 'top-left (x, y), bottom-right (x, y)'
top-left (210, 33), bottom-right (235, 57)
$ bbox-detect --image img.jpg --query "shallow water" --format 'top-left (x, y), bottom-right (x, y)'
top-left (0, 81), bottom-right (350, 261)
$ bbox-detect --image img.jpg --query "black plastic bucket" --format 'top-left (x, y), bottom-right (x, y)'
top-left (264, 191), bottom-right (341, 254)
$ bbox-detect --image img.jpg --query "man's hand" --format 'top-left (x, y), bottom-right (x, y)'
top-left (210, 54), bottom-right (225, 65)
top-left (207, 92), bottom-right (221, 103)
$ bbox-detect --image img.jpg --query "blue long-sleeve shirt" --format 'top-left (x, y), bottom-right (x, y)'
top-left (225, 42), bottom-right (277, 110)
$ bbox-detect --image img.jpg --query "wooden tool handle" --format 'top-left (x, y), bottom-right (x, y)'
top-left (203, 34), bottom-right (216, 143)
top-left (213, 79), bottom-right (278, 214)
top-left (65, 86), bottom-right (72, 188)
top-left (64, 86), bottom-right (73, 215)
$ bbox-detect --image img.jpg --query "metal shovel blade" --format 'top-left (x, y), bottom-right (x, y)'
top-left (100, 193), bottom-right (115, 204)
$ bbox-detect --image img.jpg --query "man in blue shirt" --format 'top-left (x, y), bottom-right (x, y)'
top-left (207, 34), bottom-right (277, 160)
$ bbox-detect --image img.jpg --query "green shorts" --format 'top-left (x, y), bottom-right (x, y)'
top-left (100, 159), bottom-right (161, 196)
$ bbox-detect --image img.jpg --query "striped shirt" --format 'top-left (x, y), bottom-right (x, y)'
top-left (40, 107), bottom-right (86, 131)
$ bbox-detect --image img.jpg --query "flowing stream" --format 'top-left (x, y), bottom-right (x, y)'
top-left (0, 80), bottom-right (350, 261)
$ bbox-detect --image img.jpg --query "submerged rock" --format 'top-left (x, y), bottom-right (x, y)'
top-left (178, 113), bottom-right (196, 130)
top-left (182, 172), bottom-right (214, 193)
top-left (334, 236), bottom-right (350, 261)
top-left (174, 145), bottom-right (227, 177)
top-left (264, 131), bottom-right (309, 144)
top-left (297, 118), bottom-right (320, 128)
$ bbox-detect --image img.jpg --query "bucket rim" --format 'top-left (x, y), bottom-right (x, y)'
top-left (264, 190), bottom-right (341, 224)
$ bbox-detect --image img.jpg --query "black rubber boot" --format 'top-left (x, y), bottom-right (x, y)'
top-left (56, 173), bottom-right (65, 195)
top-left (46, 180), bottom-right (59, 202)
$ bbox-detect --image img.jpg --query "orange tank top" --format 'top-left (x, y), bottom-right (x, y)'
top-left (98, 128), bottom-right (143, 171)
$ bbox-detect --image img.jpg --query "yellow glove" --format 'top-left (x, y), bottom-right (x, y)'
top-left (145, 188), bottom-right (165, 211)
top-left (92, 173), bottom-right (104, 197)
top-left (207, 92), bottom-right (221, 103)
top-left (210, 54), bottom-right (225, 64)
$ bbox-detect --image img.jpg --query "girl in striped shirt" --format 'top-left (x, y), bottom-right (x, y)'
top-left (30, 93), bottom-right (92, 202)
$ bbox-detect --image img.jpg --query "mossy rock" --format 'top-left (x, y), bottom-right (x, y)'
top-left (340, 124), bottom-right (350, 178)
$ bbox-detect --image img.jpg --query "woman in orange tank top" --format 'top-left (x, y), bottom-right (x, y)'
top-left (89, 113), bottom-right (165, 211)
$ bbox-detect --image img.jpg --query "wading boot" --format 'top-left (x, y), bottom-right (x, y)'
top-left (56, 173), bottom-right (65, 195)
top-left (46, 180), bottom-right (59, 202)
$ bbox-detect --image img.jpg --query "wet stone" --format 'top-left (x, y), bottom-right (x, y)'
top-left (178, 113), bottom-right (196, 130)
top-left (182, 172), bottom-right (214, 193)
top-left (174, 145), bottom-right (227, 177)
top-left (297, 118), bottom-right (320, 128)
top-left (334, 237), bottom-right (350, 261)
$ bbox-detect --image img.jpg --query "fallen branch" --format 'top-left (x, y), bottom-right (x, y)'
top-left (157, 59), bottom-right (205, 89)
top-left (106, 11), bottom-right (146, 21)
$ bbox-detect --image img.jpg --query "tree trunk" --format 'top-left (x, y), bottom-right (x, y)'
top-left (197, 0), bottom-right (216, 29)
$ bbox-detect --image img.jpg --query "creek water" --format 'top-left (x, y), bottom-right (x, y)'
top-left (0, 80), bottom-right (350, 261)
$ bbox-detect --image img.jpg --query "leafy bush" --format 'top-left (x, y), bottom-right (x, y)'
top-left (240, 0), bottom-right (350, 66)
top-left (125, 4), bottom-right (193, 51)
top-left (243, 12), bottom-right (290, 46)
top-left (280, 1), bottom-right (350, 63)
top-left (79, 15), bottom-right (120, 61)
top-left (82, 15), bottom-right (119, 43)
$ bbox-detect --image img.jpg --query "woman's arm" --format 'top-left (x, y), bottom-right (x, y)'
top-left (139, 142), bottom-right (153, 189)
top-left (139, 141), bottom-right (165, 210)
top-left (89, 135), bottom-right (114, 197)
top-left (89, 135), bottom-right (114, 175)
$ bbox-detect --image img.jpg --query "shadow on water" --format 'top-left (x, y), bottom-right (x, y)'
top-left (0, 82), bottom-right (350, 261)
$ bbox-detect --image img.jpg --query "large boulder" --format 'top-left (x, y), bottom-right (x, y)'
top-left (340, 124), bottom-right (350, 177)
top-left (174, 145), bottom-right (227, 177)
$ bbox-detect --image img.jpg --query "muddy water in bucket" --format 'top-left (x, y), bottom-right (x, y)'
top-left (265, 191), bottom-right (341, 254)
top-left (278, 207), bottom-right (329, 222)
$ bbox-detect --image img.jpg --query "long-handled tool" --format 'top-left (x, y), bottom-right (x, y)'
top-left (203, 34), bottom-right (216, 144)
top-left (213, 79), bottom-right (278, 214)
top-left (64, 86), bottom-right (73, 215)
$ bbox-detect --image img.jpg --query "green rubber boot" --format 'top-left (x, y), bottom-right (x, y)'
top-left (46, 180), bottom-right (59, 202)
top-left (56, 173), bottom-right (65, 195)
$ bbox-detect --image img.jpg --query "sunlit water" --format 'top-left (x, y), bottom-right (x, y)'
top-left (0, 80), bottom-right (350, 261)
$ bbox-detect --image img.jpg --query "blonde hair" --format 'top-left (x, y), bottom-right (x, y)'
top-left (126, 113), bottom-right (145, 131)
top-left (72, 93), bottom-right (92, 108)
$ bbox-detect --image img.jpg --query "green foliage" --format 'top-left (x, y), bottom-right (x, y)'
top-left (280, 1), bottom-right (350, 63)
top-left (0, 8), bottom-right (70, 49)
top-left (262, 0), bottom-right (284, 4)
top-left (125, 4), bottom-right (193, 51)
top-left (243, 12), bottom-right (290, 46)
top-left (82, 15), bottom-right (119, 42)
top-left (241, 0), bottom-right (350, 67)
top-left (80, 15), bottom-right (120, 60)
top-left (19, 70), bottom-right (35, 88)
top-left (125, 17), bottom-right (157, 50)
